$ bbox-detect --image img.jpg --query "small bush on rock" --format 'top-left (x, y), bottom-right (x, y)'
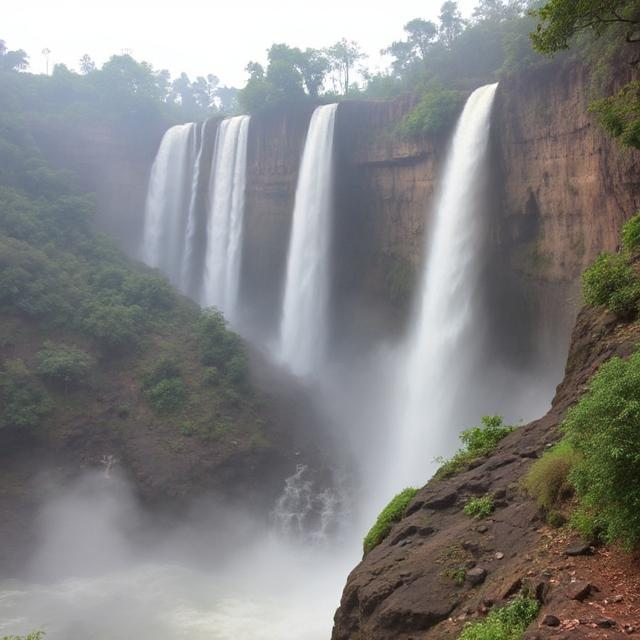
top-left (522, 441), bottom-right (579, 512)
top-left (363, 487), bottom-right (418, 555)
top-left (622, 213), bottom-right (640, 254)
top-left (463, 494), bottom-right (495, 519)
top-left (582, 252), bottom-right (640, 318)
top-left (435, 416), bottom-right (515, 479)
top-left (458, 594), bottom-right (539, 640)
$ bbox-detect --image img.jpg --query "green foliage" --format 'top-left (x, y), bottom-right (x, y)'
top-left (0, 359), bottom-right (51, 430)
top-left (239, 44), bottom-right (330, 112)
top-left (581, 252), bottom-right (640, 317)
top-left (590, 81), bottom-right (640, 150)
top-left (83, 302), bottom-right (144, 351)
top-left (436, 416), bottom-right (516, 478)
top-left (143, 358), bottom-right (187, 414)
top-left (198, 308), bottom-right (249, 390)
top-left (363, 487), bottom-right (418, 554)
top-left (464, 494), bottom-right (495, 519)
top-left (622, 212), bottom-right (640, 253)
top-left (144, 378), bottom-right (187, 414)
top-left (530, 0), bottom-right (640, 55)
top-left (398, 88), bottom-right (464, 138)
top-left (36, 341), bottom-right (93, 387)
top-left (445, 566), bottom-right (467, 585)
top-left (202, 366), bottom-right (221, 387)
top-left (522, 441), bottom-right (579, 511)
top-left (562, 348), bottom-right (640, 548)
top-left (458, 595), bottom-right (540, 640)
top-left (1, 632), bottom-right (45, 640)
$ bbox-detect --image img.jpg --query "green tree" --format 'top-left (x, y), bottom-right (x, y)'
top-left (473, 0), bottom-right (525, 22)
top-left (299, 48), bottom-right (330, 97)
top-left (383, 19), bottom-right (438, 73)
top-left (530, 0), bottom-right (640, 54)
top-left (36, 341), bottom-right (93, 390)
top-left (326, 39), bottom-right (366, 95)
top-left (439, 1), bottom-right (465, 48)
top-left (0, 40), bottom-right (29, 71)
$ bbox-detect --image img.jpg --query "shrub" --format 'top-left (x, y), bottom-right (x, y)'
top-left (83, 302), bottom-right (144, 350)
top-left (122, 273), bottom-right (174, 310)
top-left (458, 595), bottom-right (539, 640)
top-left (522, 441), bottom-right (579, 512)
top-left (225, 352), bottom-right (249, 388)
top-left (436, 416), bottom-right (515, 478)
top-left (36, 341), bottom-right (92, 388)
top-left (2, 633), bottom-right (45, 640)
top-left (398, 88), bottom-right (464, 138)
top-left (589, 81), bottom-right (640, 150)
top-left (145, 378), bottom-right (186, 414)
top-left (464, 494), bottom-right (495, 519)
top-left (142, 358), bottom-right (187, 414)
top-left (622, 212), bottom-right (640, 254)
top-left (202, 366), bottom-right (221, 387)
top-left (562, 349), bottom-right (640, 548)
top-left (363, 487), bottom-right (418, 554)
top-left (0, 359), bottom-right (52, 430)
top-left (198, 308), bottom-right (243, 369)
top-left (581, 252), bottom-right (640, 317)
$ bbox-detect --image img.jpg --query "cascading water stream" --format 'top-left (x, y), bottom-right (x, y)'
top-left (395, 83), bottom-right (499, 488)
top-left (279, 103), bottom-right (337, 377)
top-left (201, 115), bottom-right (251, 322)
top-left (140, 116), bottom-right (250, 322)
top-left (141, 123), bottom-right (197, 283)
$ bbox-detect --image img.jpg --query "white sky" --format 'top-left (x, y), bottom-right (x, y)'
top-left (3, 0), bottom-right (479, 86)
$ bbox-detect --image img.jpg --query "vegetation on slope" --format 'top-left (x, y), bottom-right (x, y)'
top-left (363, 487), bottom-right (418, 554)
top-left (0, 101), bottom-right (266, 471)
top-left (530, 0), bottom-right (640, 150)
top-left (562, 348), bottom-right (640, 548)
top-left (523, 217), bottom-right (640, 549)
top-left (458, 594), bottom-right (539, 640)
top-left (435, 415), bottom-right (515, 479)
top-left (582, 212), bottom-right (640, 317)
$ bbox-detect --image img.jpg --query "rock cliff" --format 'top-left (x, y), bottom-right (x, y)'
top-left (331, 303), bottom-right (640, 639)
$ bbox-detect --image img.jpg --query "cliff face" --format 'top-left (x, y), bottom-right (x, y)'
top-left (239, 104), bottom-right (316, 340)
top-left (494, 58), bottom-right (640, 287)
top-left (30, 117), bottom-right (166, 256)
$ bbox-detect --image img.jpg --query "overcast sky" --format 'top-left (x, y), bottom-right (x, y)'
top-left (4, 0), bottom-right (480, 86)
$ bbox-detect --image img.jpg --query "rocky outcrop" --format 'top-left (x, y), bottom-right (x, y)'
top-left (331, 304), bottom-right (640, 639)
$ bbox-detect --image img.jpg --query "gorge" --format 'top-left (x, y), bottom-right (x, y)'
top-left (1, 5), bottom-right (640, 639)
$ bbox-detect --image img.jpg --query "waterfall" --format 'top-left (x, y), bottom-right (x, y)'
top-left (201, 115), bottom-right (251, 323)
top-left (279, 104), bottom-right (338, 377)
top-left (141, 123), bottom-right (197, 284)
top-left (396, 83), bottom-right (499, 488)
top-left (140, 116), bottom-right (250, 321)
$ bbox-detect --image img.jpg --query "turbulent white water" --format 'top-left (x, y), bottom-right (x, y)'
top-left (141, 123), bottom-right (197, 283)
top-left (279, 104), bottom-right (338, 377)
top-left (395, 83), bottom-right (499, 488)
top-left (201, 115), bottom-right (251, 322)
